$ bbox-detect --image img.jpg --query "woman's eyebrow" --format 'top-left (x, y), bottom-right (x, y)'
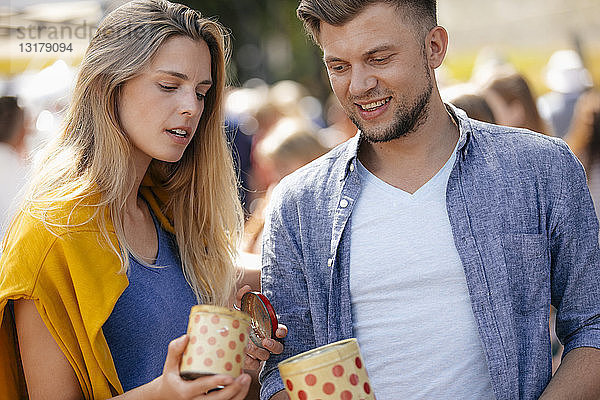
top-left (157, 70), bottom-right (212, 85)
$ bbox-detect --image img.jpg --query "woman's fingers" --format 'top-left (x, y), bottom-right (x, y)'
top-left (184, 374), bottom-right (235, 395)
top-left (202, 374), bottom-right (251, 400)
top-left (163, 335), bottom-right (189, 374)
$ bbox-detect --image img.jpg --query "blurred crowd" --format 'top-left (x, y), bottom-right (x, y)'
top-left (1, 46), bottom-right (598, 377)
top-left (1, 47), bottom-right (598, 252)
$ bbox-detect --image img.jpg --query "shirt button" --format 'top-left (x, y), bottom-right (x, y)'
top-left (327, 258), bottom-right (333, 267)
top-left (340, 199), bottom-right (349, 208)
top-left (349, 164), bottom-right (355, 172)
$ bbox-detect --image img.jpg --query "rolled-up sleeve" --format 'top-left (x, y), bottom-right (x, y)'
top-left (550, 142), bottom-right (600, 355)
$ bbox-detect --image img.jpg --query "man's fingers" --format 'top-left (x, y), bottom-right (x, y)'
top-left (262, 338), bottom-right (284, 355)
top-left (247, 341), bottom-right (271, 361)
top-left (235, 285), bottom-right (252, 302)
top-left (243, 355), bottom-right (261, 370)
top-left (275, 324), bottom-right (288, 339)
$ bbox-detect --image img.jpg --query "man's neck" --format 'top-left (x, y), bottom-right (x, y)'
top-left (357, 103), bottom-right (459, 194)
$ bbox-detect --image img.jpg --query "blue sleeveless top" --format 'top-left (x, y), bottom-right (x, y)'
top-left (103, 211), bottom-right (197, 391)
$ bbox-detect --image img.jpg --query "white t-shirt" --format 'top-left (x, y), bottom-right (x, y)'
top-left (349, 146), bottom-right (495, 399)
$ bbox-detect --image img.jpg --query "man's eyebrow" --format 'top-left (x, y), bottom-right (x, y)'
top-left (323, 45), bottom-right (395, 63)
top-left (365, 45), bottom-right (394, 56)
top-left (323, 56), bottom-right (344, 63)
top-left (157, 69), bottom-right (212, 85)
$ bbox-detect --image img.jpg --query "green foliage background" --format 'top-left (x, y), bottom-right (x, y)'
top-left (179, 0), bottom-right (330, 98)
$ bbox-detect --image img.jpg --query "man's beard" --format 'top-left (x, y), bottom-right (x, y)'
top-left (349, 69), bottom-right (433, 143)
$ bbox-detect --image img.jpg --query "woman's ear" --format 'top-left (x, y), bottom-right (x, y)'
top-left (426, 26), bottom-right (448, 69)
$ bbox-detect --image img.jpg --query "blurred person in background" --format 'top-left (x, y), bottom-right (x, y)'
top-left (242, 117), bottom-right (328, 256)
top-left (0, 1), bottom-right (284, 399)
top-left (247, 80), bottom-right (313, 205)
top-left (538, 49), bottom-right (594, 138)
top-left (260, 0), bottom-right (600, 399)
top-left (565, 89), bottom-right (600, 220)
top-left (482, 67), bottom-right (548, 134)
top-left (450, 93), bottom-right (495, 124)
top-left (0, 96), bottom-right (30, 241)
top-left (442, 85), bottom-right (496, 124)
top-left (318, 94), bottom-right (359, 148)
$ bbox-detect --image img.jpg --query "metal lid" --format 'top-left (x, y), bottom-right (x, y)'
top-left (240, 291), bottom-right (278, 349)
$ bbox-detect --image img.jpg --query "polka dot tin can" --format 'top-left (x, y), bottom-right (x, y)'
top-left (278, 338), bottom-right (375, 400)
top-left (180, 305), bottom-right (251, 379)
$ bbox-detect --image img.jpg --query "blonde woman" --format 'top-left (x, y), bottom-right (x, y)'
top-left (0, 1), bottom-right (283, 398)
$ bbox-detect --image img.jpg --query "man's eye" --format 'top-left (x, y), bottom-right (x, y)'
top-left (159, 84), bottom-right (177, 90)
top-left (372, 56), bottom-right (390, 64)
top-left (330, 65), bottom-right (347, 72)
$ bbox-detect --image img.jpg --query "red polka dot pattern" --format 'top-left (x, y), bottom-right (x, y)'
top-left (332, 365), bottom-right (344, 377)
top-left (180, 308), bottom-right (250, 380)
top-left (323, 382), bottom-right (335, 395)
top-left (279, 343), bottom-right (375, 399)
top-left (340, 390), bottom-right (353, 400)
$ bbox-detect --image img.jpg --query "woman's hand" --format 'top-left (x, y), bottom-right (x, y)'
top-left (234, 285), bottom-right (288, 370)
top-left (147, 335), bottom-right (251, 400)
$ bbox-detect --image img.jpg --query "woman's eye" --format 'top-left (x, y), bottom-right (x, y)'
top-left (159, 84), bottom-right (177, 90)
top-left (196, 93), bottom-right (205, 100)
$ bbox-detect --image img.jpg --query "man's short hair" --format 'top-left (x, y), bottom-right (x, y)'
top-left (0, 97), bottom-right (24, 144)
top-left (297, 0), bottom-right (437, 44)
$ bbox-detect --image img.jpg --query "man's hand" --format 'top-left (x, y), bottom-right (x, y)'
top-left (234, 285), bottom-right (288, 370)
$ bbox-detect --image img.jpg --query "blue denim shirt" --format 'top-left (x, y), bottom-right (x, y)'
top-left (260, 106), bottom-right (600, 400)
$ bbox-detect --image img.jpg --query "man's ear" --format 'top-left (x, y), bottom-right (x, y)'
top-left (425, 26), bottom-right (448, 69)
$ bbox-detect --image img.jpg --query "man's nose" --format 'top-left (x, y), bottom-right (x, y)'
top-left (349, 66), bottom-right (377, 97)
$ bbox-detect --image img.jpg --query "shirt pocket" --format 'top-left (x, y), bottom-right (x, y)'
top-left (501, 233), bottom-right (550, 314)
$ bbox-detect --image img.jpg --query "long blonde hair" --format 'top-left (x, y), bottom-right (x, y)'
top-left (14, 0), bottom-right (243, 306)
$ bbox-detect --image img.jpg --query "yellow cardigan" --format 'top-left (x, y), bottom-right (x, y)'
top-left (0, 180), bottom-right (173, 399)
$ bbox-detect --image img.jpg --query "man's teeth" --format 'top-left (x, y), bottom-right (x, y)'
top-left (169, 129), bottom-right (187, 137)
top-left (360, 97), bottom-right (390, 111)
